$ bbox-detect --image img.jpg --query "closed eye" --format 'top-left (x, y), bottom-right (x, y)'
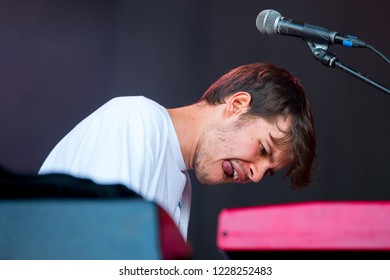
top-left (260, 143), bottom-right (275, 177)
top-left (260, 143), bottom-right (267, 156)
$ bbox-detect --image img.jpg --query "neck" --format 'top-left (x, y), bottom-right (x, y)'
top-left (167, 101), bottom-right (216, 170)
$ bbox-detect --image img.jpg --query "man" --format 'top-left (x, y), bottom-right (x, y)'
top-left (39, 62), bottom-right (316, 241)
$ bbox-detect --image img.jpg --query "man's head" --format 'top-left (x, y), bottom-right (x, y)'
top-left (196, 62), bottom-right (316, 188)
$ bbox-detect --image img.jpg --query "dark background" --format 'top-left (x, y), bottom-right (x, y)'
top-left (1, 0), bottom-right (389, 259)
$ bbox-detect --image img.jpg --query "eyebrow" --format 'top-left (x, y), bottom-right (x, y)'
top-left (265, 142), bottom-right (276, 177)
top-left (265, 139), bottom-right (275, 163)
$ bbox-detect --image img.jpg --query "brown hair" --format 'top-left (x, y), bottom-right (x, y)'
top-left (200, 63), bottom-right (316, 188)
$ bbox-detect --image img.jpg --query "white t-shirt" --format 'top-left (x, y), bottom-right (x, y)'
top-left (39, 96), bottom-right (191, 240)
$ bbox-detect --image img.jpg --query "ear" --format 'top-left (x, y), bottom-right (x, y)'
top-left (225, 91), bottom-right (252, 118)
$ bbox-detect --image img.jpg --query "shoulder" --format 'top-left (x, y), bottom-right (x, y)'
top-left (90, 96), bottom-right (168, 124)
top-left (103, 96), bottom-right (171, 135)
top-left (105, 96), bottom-right (164, 112)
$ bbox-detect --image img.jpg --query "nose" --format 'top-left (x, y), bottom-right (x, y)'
top-left (249, 162), bottom-right (269, 183)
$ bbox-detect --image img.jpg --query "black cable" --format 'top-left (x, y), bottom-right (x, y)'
top-left (366, 44), bottom-right (390, 65)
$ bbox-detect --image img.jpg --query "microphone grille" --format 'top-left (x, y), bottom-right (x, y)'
top-left (256, 9), bottom-right (281, 35)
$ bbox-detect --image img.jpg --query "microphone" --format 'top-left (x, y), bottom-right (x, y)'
top-left (256, 9), bottom-right (367, 48)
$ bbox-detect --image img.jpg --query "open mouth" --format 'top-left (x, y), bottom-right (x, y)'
top-left (222, 160), bottom-right (239, 180)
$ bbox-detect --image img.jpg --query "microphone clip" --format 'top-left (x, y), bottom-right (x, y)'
top-left (305, 40), bottom-right (338, 68)
top-left (304, 40), bottom-right (390, 95)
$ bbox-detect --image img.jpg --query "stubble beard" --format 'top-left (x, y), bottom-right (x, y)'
top-left (192, 121), bottom-right (240, 185)
top-left (193, 130), bottom-right (219, 185)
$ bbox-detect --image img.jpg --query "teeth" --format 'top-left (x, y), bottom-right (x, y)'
top-left (233, 169), bottom-right (238, 180)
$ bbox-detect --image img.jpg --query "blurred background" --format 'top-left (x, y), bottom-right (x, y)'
top-left (0, 0), bottom-right (389, 259)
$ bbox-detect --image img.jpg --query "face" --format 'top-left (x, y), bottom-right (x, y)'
top-left (193, 113), bottom-right (292, 185)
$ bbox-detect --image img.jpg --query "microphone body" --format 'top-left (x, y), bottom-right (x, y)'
top-left (276, 17), bottom-right (337, 44)
top-left (256, 10), bottom-right (366, 48)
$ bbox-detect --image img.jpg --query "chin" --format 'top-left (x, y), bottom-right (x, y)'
top-left (194, 172), bottom-right (225, 186)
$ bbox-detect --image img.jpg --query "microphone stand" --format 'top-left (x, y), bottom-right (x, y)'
top-left (305, 41), bottom-right (390, 96)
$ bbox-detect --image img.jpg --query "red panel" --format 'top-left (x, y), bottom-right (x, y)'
top-left (158, 207), bottom-right (192, 259)
top-left (217, 201), bottom-right (390, 251)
